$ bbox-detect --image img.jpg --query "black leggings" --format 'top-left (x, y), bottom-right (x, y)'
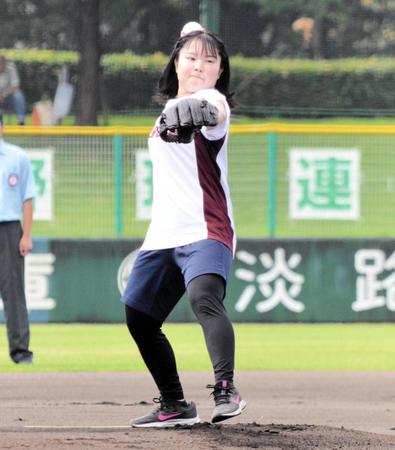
top-left (125, 274), bottom-right (235, 401)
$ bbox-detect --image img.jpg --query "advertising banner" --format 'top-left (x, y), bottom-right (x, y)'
top-left (135, 149), bottom-right (153, 221)
top-left (289, 148), bottom-right (360, 220)
top-left (1, 238), bottom-right (394, 323)
top-left (27, 149), bottom-right (54, 221)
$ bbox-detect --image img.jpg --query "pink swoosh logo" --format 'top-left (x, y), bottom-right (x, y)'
top-left (159, 412), bottom-right (182, 421)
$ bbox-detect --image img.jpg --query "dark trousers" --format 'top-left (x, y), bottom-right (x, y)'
top-left (125, 274), bottom-right (235, 401)
top-left (0, 221), bottom-right (32, 359)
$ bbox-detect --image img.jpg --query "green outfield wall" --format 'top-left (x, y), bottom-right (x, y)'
top-left (1, 238), bottom-right (394, 323)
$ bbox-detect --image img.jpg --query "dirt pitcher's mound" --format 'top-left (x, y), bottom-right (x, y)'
top-left (1, 422), bottom-right (395, 449)
top-left (182, 422), bottom-right (395, 450)
top-left (1, 371), bottom-right (395, 449)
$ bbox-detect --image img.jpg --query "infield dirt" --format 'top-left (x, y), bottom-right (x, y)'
top-left (1, 371), bottom-right (394, 449)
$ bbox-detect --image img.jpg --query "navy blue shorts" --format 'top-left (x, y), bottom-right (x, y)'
top-left (121, 239), bottom-right (233, 322)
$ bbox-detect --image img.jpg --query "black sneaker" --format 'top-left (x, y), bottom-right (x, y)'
top-left (207, 380), bottom-right (246, 423)
top-left (12, 351), bottom-right (33, 364)
top-left (130, 397), bottom-right (200, 428)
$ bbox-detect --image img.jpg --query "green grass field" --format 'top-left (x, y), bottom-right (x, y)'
top-left (0, 323), bottom-right (394, 372)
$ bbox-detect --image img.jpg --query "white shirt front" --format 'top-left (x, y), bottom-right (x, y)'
top-left (141, 89), bottom-right (235, 252)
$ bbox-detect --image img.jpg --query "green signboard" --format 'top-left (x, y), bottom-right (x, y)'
top-left (289, 148), bottom-right (360, 220)
top-left (27, 149), bottom-right (54, 221)
top-left (1, 239), bottom-right (394, 323)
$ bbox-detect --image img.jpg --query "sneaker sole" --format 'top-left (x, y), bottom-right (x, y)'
top-left (131, 416), bottom-right (200, 428)
top-left (211, 400), bottom-right (247, 423)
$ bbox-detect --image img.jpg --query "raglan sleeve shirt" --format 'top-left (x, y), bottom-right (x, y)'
top-left (142, 88), bottom-right (235, 253)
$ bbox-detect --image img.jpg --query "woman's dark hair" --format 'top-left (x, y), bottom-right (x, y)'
top-left (156, 30), bottom-right (234, 108)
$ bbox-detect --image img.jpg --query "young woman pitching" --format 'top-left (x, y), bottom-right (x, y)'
top-left (122, 22), bottom-right (246, 428)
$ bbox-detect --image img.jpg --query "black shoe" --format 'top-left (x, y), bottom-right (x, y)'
top-left (18, 121), bottom-right (25, 126)
top-left (12, 352), bottom-right (33, 364)
top-left (130, 397), bottom-right (200, 428)
top-left (207, 380), bottom-right (246, 423)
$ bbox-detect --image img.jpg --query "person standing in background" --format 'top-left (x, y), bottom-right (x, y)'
top-left (0, 111), bottom-right (35, 363)
top-left (0, 55), bottom-right (26, 125)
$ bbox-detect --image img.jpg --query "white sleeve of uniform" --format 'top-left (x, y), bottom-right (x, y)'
top-left (191, 89), bottom-right (230, 141)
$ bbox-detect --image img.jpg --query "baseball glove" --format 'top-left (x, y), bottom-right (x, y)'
top-left (159, 98), bottom-right (219, 143)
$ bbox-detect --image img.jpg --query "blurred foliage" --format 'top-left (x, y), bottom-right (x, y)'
top-left (1, 0), bottom-right (394, 121)
top-left (3, 48), bottom-right (395, 113)
top-left (0, 0), bottom-right (394, 58)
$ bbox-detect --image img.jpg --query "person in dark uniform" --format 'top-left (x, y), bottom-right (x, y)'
top-left (0, 111), bottom-right (35, 363)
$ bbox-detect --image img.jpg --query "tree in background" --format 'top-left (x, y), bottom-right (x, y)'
top-left (3, 0), bottom-right (393, 58)
top-left (245, 0), bottom-right (395, 58)
top-left (0, 0), bottom-right (394, 122)
top-left (76, 0), bottom-right (100, 125)
top-left (0, 0), bottom-right (192, 124)
top-left (0, 0), bottom-right (101, 124)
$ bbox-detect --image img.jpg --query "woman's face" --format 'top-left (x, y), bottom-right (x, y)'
top-left (175, 38), bottom-right (223, 97)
